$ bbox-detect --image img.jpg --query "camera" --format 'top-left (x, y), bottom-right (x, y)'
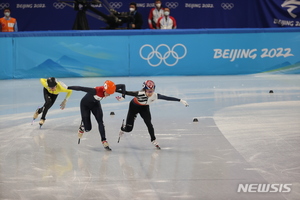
top-left (59, 0), bottom-right (130, 29)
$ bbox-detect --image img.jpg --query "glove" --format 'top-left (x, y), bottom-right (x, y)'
top-left (180, 99), bottom-right (189, 107)
top-left (60, 99), bottom-right (67, 110)
top-left (116, 96), bottom-right (125, 101)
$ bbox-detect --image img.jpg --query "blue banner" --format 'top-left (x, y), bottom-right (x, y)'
top-left (258, 0), bottom-right (300, 27)
top-left (12, 34), bottom-right (129, 79)
top-left (130, 30), bottom-right (300, 75)
top-left (1, 0), bottom-right (300, 31)
top-left (1, 29), bottom-right (300, 79)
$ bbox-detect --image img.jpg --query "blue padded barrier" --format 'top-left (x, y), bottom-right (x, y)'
top-left (1, 28), bottom-right (300, 79)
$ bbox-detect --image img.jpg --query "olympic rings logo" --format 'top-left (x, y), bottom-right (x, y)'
top-left (221, 3), bottom-right (234, 10)
top-left (0, 3), bottom-right (9, 10)
top-left (109, 2), bottom-right (123, 9)
top-left (165, 2), bottom-right (179, 9)
top-left (139, 44), bottom-right (187, 67)
top-left (53, 2), bottom-right (66, 9)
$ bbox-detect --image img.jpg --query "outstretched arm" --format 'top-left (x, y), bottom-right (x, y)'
top-left (68, 86), bottom-right (96, 95)
top-left (125, 91), bottom-right (140, 96)
top-left (115, 84), bottom-right (126, 98)
top-left (157, 94), bottom-right (180, 101)
top-left (115, 88), bottom-right (139, 97)
top-left (157, 94), bottom-right (189, 106)
top-left (58, 81), bottom-right (72, 100)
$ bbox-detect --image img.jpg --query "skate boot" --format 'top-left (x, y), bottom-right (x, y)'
top-left (152, 140), bottom-right (161, 150)
top-left (39, 119), bottom-right (45, 128)
top-left (33, 108), bottom-right (41, 120)
top-left (102, 141), bottom-right (112, 151)
top-left (78, 125), bottom-right (84, 139)
top-left (77, 123), bottom-right (84, 144)
top-left (118, 119), bottom-right (125, 143)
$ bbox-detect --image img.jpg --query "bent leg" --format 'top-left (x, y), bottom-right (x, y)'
top-left (41, 88), bottom-right (58, 120)
top-left (139, 106), bottom-right (155, 142)
top-left (80, 100), bottom-right (92, 132)
top-left (121, 101), bottom-right (139, 132)
top-left (91, 102), bottom-right (106, 141)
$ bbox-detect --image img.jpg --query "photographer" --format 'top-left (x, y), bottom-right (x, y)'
top-left (126, 2), bottom-right (143, 29)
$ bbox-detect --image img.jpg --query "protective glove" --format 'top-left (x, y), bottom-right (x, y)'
top-left (116, 96), bottom-right (125, 101)
top-left (60, 99), bottom-right (67, 110)
top-left (180, 99), bottom-right (189, 107)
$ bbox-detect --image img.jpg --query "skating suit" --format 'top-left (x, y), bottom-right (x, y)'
top-left (39, 78), bottom-right (72, 120)
top-left (119, 90), bottom-right (181, 141)
top-left (40, 78), bottom-right (72, 98)
top-left (68, 85), bottom-right (125, 141)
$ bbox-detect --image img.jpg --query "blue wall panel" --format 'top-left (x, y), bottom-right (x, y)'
top-left (1, 28), bottom-right (300, 80)
top-left (10, 35), bottom-right (129, 79)
top-left (129, 30), bottom-right (300, 76)
top-left (0, 38), bottom-right (14, 79)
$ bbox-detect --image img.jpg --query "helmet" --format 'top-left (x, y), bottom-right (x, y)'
top-left (142, 80), bottom-right (155, 90)
top-left (104, 80), bottom-right (116, 94)
top-left (47, 77), bottom-right (57, 88)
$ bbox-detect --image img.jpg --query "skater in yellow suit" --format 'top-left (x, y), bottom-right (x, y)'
top-left (33, 77), bottom-right (72, 126)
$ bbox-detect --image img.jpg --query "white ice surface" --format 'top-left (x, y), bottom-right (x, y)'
top-left (0, 75), bottom-right (299, 200)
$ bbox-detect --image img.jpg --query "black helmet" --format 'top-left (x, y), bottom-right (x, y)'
top-left (47, 77), bottom-right (57, 87)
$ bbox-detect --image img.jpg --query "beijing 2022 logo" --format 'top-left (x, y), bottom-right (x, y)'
top-left (139, 44), bottom-right (187, 67)
top-left (281, 0), bottom-right (300, 18)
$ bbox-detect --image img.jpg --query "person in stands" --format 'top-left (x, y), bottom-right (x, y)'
top-left (148, 0), bottom-right (164, 29)
top-left (157, 7), bottom-right (177, 29)
top-left (127, 2), bottom-right (143, 29)
top-left (0, 8), bottom-right (18, 32)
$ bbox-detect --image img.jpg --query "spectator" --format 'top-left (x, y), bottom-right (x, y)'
top-left (157, 7), bottom-right (177, 29)
top-left (0, 8), bottom-right (18, 32)
top-left (127, 2), bottom-right (143, 29)
top-left (148, 0), bottom-right (164, 29)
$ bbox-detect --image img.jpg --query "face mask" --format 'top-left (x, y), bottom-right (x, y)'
top-left (164, 11), bottom-right (170, 16)
top-left (156, 3), bottom-right (161, 8)
top-left (129, 8), bottom-right (135, 12)
top-left (4, 12), bottom-right (10, 17)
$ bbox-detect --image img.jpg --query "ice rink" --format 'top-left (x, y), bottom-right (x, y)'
top-left (0, 75), bottom-right (299, 200)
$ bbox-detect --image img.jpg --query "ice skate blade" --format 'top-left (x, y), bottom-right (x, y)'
top-left (104, 146), bottom-right (112, 151)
